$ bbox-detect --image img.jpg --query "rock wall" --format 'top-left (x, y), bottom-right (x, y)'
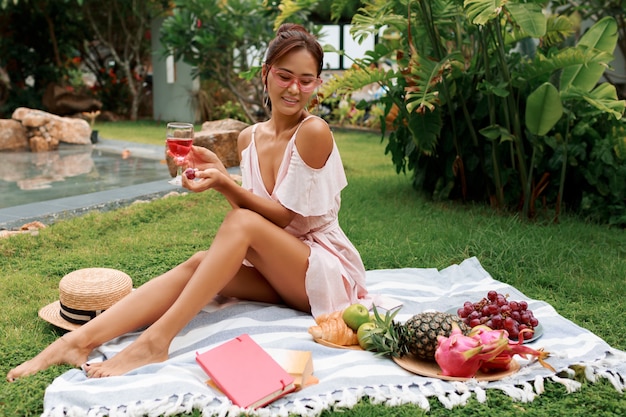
top-left (0, 107), bottom-right (92, 152)
top-left (0, 119), bottom-right (28, 151)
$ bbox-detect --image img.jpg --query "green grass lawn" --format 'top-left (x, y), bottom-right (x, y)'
top-left (1, 125), bottom-right (624, 416)
top-left (97, 120), bottom-right (200, 145)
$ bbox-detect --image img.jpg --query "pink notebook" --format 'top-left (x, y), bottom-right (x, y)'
top-left (195, 334), bottom-right (296, 409)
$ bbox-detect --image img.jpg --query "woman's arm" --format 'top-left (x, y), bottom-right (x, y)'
top-left (182, 126), bottom-right (297, 228)
top-left (214, 178), bottom-right (296, 228)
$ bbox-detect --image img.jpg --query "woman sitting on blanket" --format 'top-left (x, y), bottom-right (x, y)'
top-left (6, 23), bottom-right (368, 381)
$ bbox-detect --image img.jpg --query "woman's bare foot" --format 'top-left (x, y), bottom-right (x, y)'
top-left (83, 332), bottom-right (169, 378)
top-left (6, 334), bottom-right (91, 382)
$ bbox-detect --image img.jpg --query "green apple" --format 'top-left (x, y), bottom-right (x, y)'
top-left (342, 303), bottom-right (371, 331)
top-left (357, 322), bottom-right (377, 350)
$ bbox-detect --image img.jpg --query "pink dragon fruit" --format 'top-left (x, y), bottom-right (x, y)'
top-left (469, 326), bottom-right (555, 373)
top-left (467, 326), bottom-right (516, 372)
top-left (435, 323), bottom-right (507, 378)
top-left (504, 334), bottom-right (555, 372)
top-left (436, 324), bottom-right (554, 377)
top-left (481, 352), bottom-right (516, 371)
top-left (469, 325), bottom-right (511, 347)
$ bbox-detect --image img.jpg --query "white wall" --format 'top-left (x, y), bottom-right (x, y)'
top-left (151, 17), bottom-right (197, 124)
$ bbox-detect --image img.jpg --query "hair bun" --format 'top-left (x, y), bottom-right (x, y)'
top-left (276, 23), bottom-right (307, 36)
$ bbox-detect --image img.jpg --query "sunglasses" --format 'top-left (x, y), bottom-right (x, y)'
top-left (269, 66), bottom-right (322, 93)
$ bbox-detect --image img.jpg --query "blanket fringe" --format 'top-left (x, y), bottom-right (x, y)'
top-left (42, 368), bottom-right (626, 417)
top-left (550, 374), bottom-right (582, 393)
top-left (334, 387), bottom-right (362, 409)
top-left (591, 367), bottom-right (625, 393)
top-left (494, 383), bottom-right (533, 402)
top-left (41, 362), bottom-right (626, 417)
top-left (395, 384), bottom-right (430, 410)
top-left (533, 375), bottom-right (545, 395)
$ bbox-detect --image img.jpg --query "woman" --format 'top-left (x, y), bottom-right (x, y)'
top-left (7, 23), bottom-right (367, 381)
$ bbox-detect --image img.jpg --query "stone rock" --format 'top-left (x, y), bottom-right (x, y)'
top-left (29, 134), bottom-right (58, 152)
top-left (166, 118), bottom-right (248, 176)
top-left (193, 129), bottom-right (241, 168)
top-left (11, 107), bottom-right (92, 151)
top-left (0, 221), bottom-right (46, 239)
top-left (201, 118), bottom-right (249, 132)
top-left (0, 119), bottom-right (28, 151)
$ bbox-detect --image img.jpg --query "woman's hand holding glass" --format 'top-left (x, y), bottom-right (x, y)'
top-left (181, 146), bottom-right (231, 192)
top-left (184, 146), bottom-right (228, 174)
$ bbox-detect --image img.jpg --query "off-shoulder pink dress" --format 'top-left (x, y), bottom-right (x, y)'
top-left (239, 115), bottom-right (368, 317)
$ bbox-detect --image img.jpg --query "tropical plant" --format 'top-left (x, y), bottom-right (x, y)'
top-left (549, 0), bottom-right (626, 99)
top-left (286, 0), bottom-right (625, 223)
top-left (80, 0), bottom-right (167, 121)
top-left (522, 16), bottom-right (624, 219)
top-left (158, 0), bottom-right (276, 123)
top-left (0, 0), bottom-right (166, 120)
top-left (0, 0), bottom-right (89, 116)
top-left (159, 0), bottom-right (330, 123)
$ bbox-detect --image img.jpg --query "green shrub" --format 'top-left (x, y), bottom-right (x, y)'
top-left (310, 0), bottom-right (626, 225)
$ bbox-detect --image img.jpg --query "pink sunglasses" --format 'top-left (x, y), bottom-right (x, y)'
top-left (269, 66), bottom-right (322, 92)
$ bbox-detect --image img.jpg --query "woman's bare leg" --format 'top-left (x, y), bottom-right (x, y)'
top-left (82, 208), bottom-right (311, 377)
top-left (7, 243), bottom-right (231, 381)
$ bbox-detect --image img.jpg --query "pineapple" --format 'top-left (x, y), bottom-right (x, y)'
top-left (365, 306), bottom-right (470, 361)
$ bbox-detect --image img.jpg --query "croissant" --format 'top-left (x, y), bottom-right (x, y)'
top-left (314, 310), bottom-right (343, 324)
top-left (308, 315), bottom-right (359, 346)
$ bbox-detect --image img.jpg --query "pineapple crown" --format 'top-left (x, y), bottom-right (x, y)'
top-left (368, 305), bottom-right (409, 358)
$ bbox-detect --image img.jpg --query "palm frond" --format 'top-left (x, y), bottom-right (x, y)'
top-left (522, 47), bottom-right (615, 83)
top-left (350, 8), bottom-right (407, 45)
top-left (272, 0), bottom-right (318, 30)
top-left (319, 66), bottom-right (397, 100)
top-left (405, 54), bottom-right (457, 114)
top-left (542, 15), bottom-right (575, 48)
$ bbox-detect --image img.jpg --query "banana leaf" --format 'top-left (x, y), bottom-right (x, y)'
top-left (561, 83), bottom-right (626, 120)
top-left (559, 16), bottom-right (619, 93)
top-left (506, 2), bottom-right (546, 38)
top-left (463, 0), bottom-right (505, 26)
top-left (525, 82), bottom-right (563, 136)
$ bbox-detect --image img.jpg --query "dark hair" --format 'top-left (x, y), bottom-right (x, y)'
top-left (264, 23), bottom-right (324, 76)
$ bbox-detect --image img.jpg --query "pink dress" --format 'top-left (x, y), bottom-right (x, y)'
top-left (240, 116), bottom-right (368, 317)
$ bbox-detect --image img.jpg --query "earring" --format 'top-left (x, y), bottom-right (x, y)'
top-left (263, 86), bottom-right (270, 108)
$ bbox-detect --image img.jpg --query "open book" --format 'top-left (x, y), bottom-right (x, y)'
top-left (195, 334), bottom-right (296, 409)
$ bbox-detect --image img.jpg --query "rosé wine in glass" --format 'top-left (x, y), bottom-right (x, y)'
top-left (166, 138), bottom-right (193, 159)
top-left (166, 122), bottom-right (194, 186)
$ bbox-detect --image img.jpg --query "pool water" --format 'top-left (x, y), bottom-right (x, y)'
top-left (0, 143), bottom-right (171, 209)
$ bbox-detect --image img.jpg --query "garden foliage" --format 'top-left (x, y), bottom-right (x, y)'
top-left (312, 0), bottom-right (626, 226)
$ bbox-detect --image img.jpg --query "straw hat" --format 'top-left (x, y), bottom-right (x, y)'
top-left (38, 268), bottom-right (133, 331)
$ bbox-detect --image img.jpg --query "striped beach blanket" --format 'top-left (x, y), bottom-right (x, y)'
top-left (42, 257), bottom-right (626, 416)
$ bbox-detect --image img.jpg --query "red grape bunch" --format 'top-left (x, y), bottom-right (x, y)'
top-left (457, 290), bottom-right (539, 340)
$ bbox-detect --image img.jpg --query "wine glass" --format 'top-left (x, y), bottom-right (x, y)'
top-left (166, 122), bottom-right (194, 186)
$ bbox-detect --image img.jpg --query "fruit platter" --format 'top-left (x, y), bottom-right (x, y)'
top-left (308, 291), bottom-right (554, 381)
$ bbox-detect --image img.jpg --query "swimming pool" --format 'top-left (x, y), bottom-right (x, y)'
top-left (0, 139), bottom-right (177, 229)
